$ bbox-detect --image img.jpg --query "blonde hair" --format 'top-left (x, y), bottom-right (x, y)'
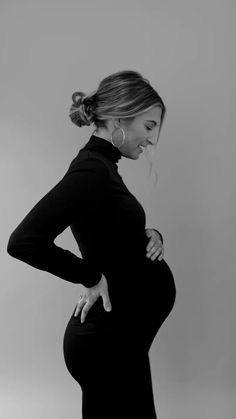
top-left (69, 70), bottom-right (167, 186)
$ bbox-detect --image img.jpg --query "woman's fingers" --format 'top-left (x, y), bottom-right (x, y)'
top-left (100, 274), bottom-right (112, 312)
top-left (147, 241), bottom-right (164, 261)
top-left (102, 291), bottom-right (112, 312)
top-left (74, 297), bottom-right (86, 317)
top-left (80, 300), bottom-right (94, 323)
top-left (74, 295), bottom-right (98, 323)
top-left (73, 274), bottom-right (112, 323)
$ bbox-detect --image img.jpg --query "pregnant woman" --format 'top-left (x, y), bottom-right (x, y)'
top-left (7, 70), bottom-right (176, 419)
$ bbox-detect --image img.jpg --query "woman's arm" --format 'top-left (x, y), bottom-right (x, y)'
top-left (7, 157), bottom-right (109, 287)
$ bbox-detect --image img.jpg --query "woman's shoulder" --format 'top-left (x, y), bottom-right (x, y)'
top-left (64, 150), bottom-right (110, 179)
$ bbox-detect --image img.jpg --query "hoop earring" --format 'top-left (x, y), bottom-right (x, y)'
top-left (110, 127), bottom-right (125, 149)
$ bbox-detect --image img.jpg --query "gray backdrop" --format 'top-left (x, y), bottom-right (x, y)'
top-left (1, 0), bottom-right (236, 418)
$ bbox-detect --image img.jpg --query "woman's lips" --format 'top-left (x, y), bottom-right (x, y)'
top-left (138, 145), bottom-right (144, 151)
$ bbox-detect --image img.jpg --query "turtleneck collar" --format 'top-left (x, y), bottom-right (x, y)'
top-left (81, 134), bottom-right (122, 164)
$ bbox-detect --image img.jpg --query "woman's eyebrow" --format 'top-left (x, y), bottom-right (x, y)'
top-left (147, 120), bottom-right (160, 126)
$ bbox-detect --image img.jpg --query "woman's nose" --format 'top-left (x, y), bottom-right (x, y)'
top-left (150, 129), bottom-right (160, 145)
top-left (148, 135), bottom-right (158, 146)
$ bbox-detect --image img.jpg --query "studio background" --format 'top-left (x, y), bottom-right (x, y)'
top-left (1, 1), bottom-right (236, 418)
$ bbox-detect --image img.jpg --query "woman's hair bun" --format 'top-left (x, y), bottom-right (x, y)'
top-left (69, 91), bottom-right (95, 127)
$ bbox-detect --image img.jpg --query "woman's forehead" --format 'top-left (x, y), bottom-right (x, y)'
top-left (140, 106), bottom-right (162, 122)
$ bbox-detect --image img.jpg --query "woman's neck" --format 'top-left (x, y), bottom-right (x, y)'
top-left (92, 129), bottom-right (111, 143)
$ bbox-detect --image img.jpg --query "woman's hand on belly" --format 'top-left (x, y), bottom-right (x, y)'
top-left (145, 228), bottom-right (164, 261)
top-left (74, 273), bottom-right (112, 323)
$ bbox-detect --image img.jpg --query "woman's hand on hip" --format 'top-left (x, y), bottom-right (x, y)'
top-left (74, 273), bottom-right (112, 323)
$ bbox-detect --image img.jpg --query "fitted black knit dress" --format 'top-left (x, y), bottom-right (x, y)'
top-left (7, 134), bottom-right (176, 419)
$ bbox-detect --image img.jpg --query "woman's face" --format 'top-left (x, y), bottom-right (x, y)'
top-left (120, 106), bottom-right (162, 159)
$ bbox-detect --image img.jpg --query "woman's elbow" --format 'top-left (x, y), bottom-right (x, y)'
top-left (7, 232), bottom-right (24, 257)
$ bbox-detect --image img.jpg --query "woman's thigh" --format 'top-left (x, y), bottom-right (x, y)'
top-left (63, 322), bottom-right (156, 419)
top-left (80, 350), bottom-right (157, 419)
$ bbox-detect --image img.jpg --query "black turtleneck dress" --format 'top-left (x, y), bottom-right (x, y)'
top-left (7, 134), bottom-right (176, 419)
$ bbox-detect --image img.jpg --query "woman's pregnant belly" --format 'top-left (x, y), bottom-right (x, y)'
top-left (65, 256), bottom-right (176, 356)
top-left (105, 256), bottom-right (176, 318)
top-left (74, 232), bottom-right (176, 338)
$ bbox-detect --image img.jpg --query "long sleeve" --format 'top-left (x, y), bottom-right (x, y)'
top-left (7, 157), bottom-right (109, 287)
